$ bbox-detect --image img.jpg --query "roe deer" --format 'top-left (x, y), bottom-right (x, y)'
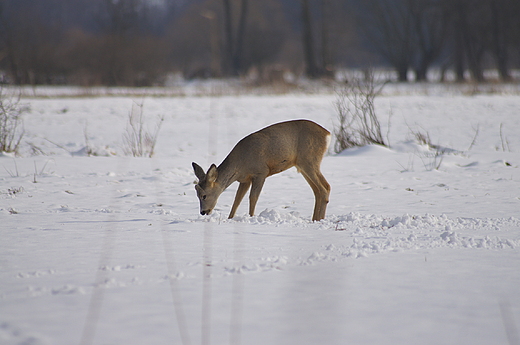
top-left (192, 119), bottom-right (331, 221)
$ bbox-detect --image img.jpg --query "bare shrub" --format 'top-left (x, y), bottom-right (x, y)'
top-left (419, 147), bottom-right (444, 171)
top-left (0, 87), bottom-right (28, 154)
top-left (122, 102), bottom-right (164, 157)
top-left (407, 127), bottom-right (463, 171)
top-left (408, 126), bottom-right (449, 154)
top-left (413, 130), bottom-right (434, 149)
top-left (333, 71), bottom-right (387, 153)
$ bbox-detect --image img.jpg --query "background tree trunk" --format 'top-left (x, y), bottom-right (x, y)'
top-left (233, 0), bottom-right (248, 75)
top-left (222, 0), bottom-right (234, 76)
top-left (301, 0), bottom-right (320, 78)
top-left (489, 0), bottom-right (511, 81)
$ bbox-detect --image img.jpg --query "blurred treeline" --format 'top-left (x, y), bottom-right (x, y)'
top-left (0, 0), bottom-right (519, 86)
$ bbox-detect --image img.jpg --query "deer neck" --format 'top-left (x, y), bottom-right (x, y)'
top-left (217, 157), bottom-right (238, 190)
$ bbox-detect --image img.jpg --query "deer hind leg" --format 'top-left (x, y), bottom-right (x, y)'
top-left (248, 175), bottom-right (266, 217)
top-left (229, 181), bottom-right (251, 218)
top-left (300, 167), bottom-right (330, 221)
top-left (317, 172), bottom-right (331, 219)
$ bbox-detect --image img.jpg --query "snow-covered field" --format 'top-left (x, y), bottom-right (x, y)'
top-left (1, 84), bottom-right (520, 345)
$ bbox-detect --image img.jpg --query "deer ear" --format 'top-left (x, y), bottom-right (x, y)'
top-left (206, 164), bottom-right (218, 184)
top-left (192, 162), bottom-right (206, 181)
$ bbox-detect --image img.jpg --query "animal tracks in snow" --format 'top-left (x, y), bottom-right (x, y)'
top-left (17, 269), bottom-right (56, 279)
top-left (8, 210), bottom-right (518, 299)
top-left (171, 209), bottom-right (520, 275)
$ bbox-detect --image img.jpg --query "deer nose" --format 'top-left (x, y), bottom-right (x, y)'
top-left (201, 210), bottom-right (211, 216)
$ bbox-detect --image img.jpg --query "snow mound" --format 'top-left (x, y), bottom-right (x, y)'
top-left (189, 209), bottom-right (308, 225)
top-left (257, 209), bottom-right (303, 223)
top-left (317, 213), bottom-right (520, 258)
top-left (337, 144), bottom-right (394, 156)
top-left (72, 146), bottom-right (116, 157)
top-left (0, 151), bottom-right (17, 158)
top-left (392, 140), bottom-right (431, 154)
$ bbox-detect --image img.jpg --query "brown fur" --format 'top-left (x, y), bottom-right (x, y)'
top-left (193, 119), bottom-right (331, 221)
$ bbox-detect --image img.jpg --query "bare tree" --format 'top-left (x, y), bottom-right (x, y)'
top-left (166, 1), bottom-right (214, 79)
top-left (411, 0), bottom-right (448, 81)
top-left (463, 4), bottom-right (488, 82)
top-left (297, 0), bottom-right (353, 79)
top-left (99, 0), bottom-right (147, 38)
top-left (74, 0), bottom-right (170, 86)
top-left (222, 0), bottom-right (234, 75)
top-left (234, 0), bottom-right (248, 74)
top-left (361, 0), bottom-right (415, 82)
top-left (301, 0), bottom-right (320, 78)
top-left (444, 0), bottom-right (500, 82)
top-left (320, 0), bottom-right (329, 72)
top-left (242, 25), bottom-right (286, 77)
top-left (0, 0), bottom-right (65, 85)
top-left (445, 0), bottom-right (467, 81)
top-left (488, 0), bottom-right (515, 81)
top-left (222, 0), bottom-right (249, 76)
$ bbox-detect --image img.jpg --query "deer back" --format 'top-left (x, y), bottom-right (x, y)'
top-left (222, 120), bottom-right (330, 180)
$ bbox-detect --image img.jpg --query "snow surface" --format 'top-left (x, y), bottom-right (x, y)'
top-left (1, 87), bottom-right (520, 345)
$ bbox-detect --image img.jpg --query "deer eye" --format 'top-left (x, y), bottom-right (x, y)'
top-left (202, 195), bottom-right (207, 200)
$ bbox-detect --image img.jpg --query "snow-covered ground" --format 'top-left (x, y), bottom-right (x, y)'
top-left (1, 85), bottom-right (519, 345)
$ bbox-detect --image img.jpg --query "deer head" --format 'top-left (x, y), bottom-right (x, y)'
top-left (192, 162), bottom-right (224, 216)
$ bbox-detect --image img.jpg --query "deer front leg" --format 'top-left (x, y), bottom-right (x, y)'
top-left (248, 176), bottom-right (266, 216)
top-left (229, 181), bottom-right (251, 218)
